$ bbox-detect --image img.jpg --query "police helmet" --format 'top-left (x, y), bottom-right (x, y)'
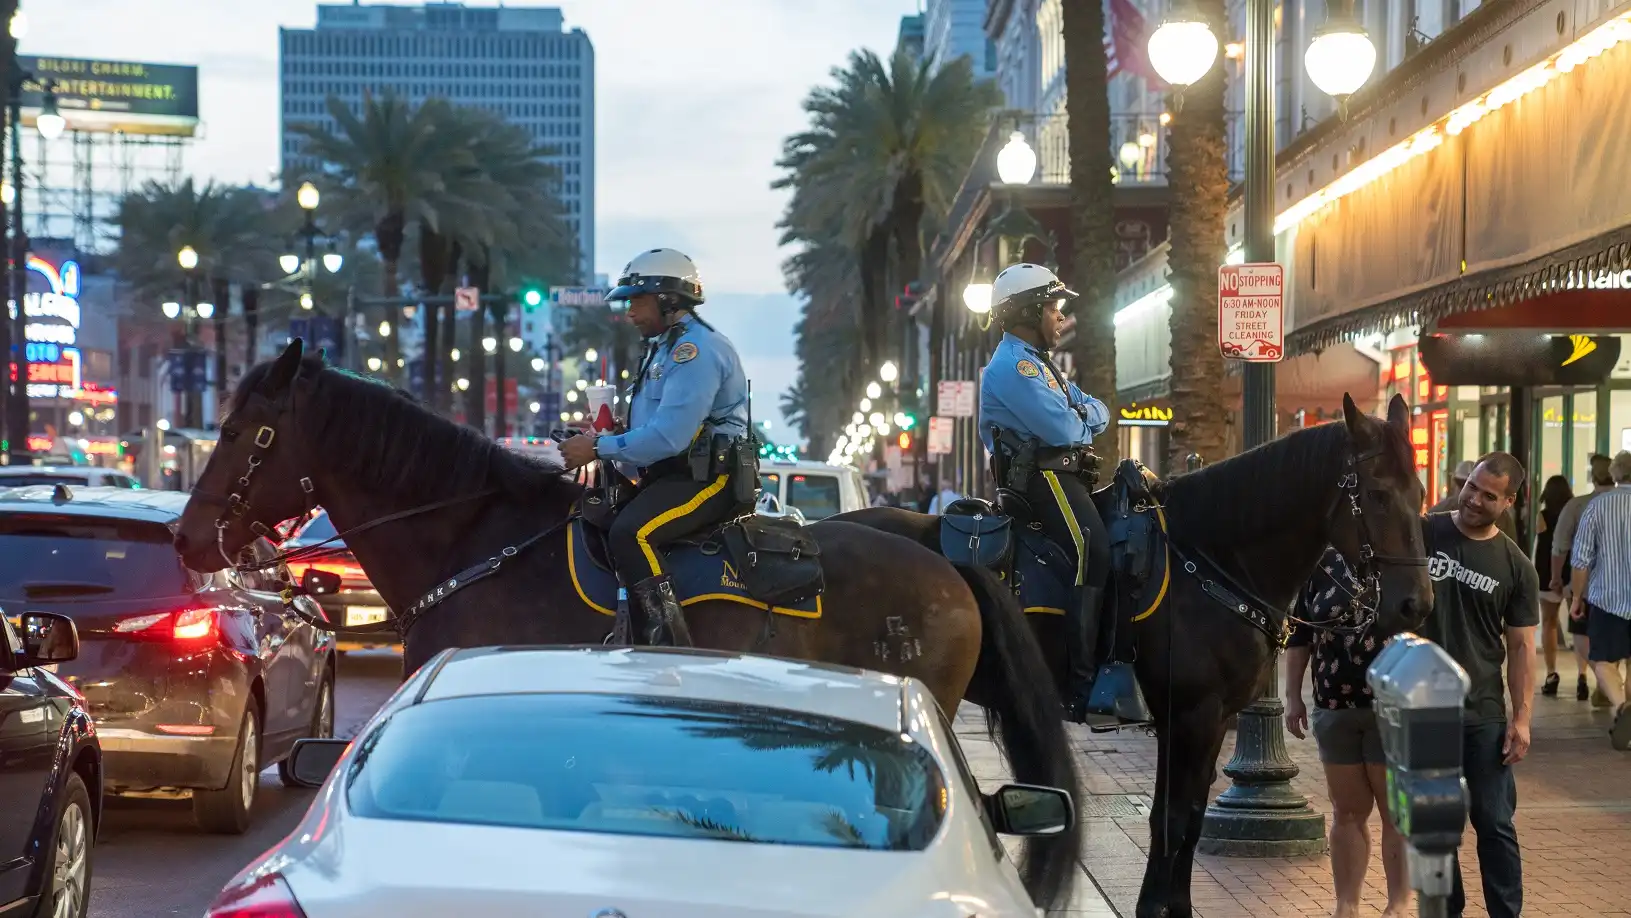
top-left (990, 263), bottom-right (1077, 328)
top-left (606, 248), bottom-right (705, 311)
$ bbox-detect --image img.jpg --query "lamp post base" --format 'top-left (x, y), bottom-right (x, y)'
top-left (1195, 689), bottom-right (1327, 857)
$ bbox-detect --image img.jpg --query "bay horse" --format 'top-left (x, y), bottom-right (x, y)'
top-left (170, 341), bottom-right (1080, 908)
top-left (835, 393), bottom-right (1434, 918)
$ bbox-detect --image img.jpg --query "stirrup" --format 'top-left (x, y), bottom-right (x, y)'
top-left (1080, 662), bottom-right (1151, 731)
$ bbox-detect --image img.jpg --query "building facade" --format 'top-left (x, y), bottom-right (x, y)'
top-left (279, 2), bottom-right (595, 280)
top-left (899, 14), bottom-right (927, 60)
top-left (1111, 0), bottom-right (1631, 548)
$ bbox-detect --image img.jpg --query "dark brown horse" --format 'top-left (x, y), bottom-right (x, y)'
top-left (170, 341), bottom-right (1080, 908)
top-left (835, 394), bottom-right (1434, 918)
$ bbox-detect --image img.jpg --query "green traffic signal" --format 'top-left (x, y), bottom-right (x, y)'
top-left (522, 288), bottom-right (544, 309)
top-left (898, 414), bottom-right (916, 430)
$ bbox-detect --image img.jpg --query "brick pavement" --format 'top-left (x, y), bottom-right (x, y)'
top-left (953, 646), bottom-right (1630, 918)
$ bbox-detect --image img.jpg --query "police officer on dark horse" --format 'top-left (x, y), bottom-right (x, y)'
top-left (558, 247), bottom-right (754, 647)
top-left (978, 263), bottom-right (1149, 729)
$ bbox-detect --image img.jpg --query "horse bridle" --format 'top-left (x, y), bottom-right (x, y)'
top-left (1308, 442), bottom-right (1431, 636)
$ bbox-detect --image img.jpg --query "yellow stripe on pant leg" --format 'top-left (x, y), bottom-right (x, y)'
top-left (635, 474), bottom-right (732, 576)
top-left (1043, 471), bottom-right (1086, 587)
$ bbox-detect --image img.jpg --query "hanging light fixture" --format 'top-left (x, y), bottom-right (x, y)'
top-left (1147, 3), bottom-right (1220, 87)
top-left (1305, 16), bottom-right (1378, 99)
top-left (995, 130), bottom-right (1038, 184)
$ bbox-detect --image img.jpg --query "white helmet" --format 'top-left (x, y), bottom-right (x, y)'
top-left (606, 248), bottom-right (704, 309)
top-left (990, 263), bottom-right (1076, 327)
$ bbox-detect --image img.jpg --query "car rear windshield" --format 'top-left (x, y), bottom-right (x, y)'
top-left (787, 473), bottom-right (841, 520)
top-left (344, 693), bottom-right (946, 850)
top-left (0, 514), bottom-right (189, 602)
top-left (0, 475), bottom-right (95, 488)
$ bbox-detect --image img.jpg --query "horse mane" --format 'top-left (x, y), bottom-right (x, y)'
top-left (232, 355), bottom-right (578, 510)
top-left (1162, 418), bottom-right (1412, 548)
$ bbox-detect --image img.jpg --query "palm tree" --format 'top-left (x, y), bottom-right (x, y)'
top-left (114, 179), bottom-right (287, 420)
top-left (1061, 1), bottom-right (1120, 467)
top-left (776, 50), bottom-right (1001, 408)
top-left (288, 92), bottom-right (468, 381)
top-left (1163, 0), bottom-right (1232, 468)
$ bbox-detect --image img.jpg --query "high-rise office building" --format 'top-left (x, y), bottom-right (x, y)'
top-left (280, 2), bottom-right (594, 281)
top-left (897, 14), bottom-right (926, 60)
top-left (923, 0), bottom-right (996, 80)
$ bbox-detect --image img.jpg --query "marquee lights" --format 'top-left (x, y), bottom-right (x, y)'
top-left (1276, 11), bottom-right (1631, 234)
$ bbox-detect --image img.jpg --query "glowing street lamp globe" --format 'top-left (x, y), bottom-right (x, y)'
top-left (531, 357), bottom-right (546, 372)
top-left (322, 252), bottom-right (344, 273)
top-left (995, 131), bottom-right (1038, 184)
top-left (1305, 21), bottom-right (1378, 98)
top-left (297, 181), bottom-right (321, 211)
top-left (865, 381), bottom-right (882, 400)
top-left (279, 254), bottom-right (300, 274)
top-left (1147, 14), bottom-right (1220, 87)
top-left (879, 360), bottom-right (899, 383)
top-left (962, 283), bottom-right (993, 314)
top-left (161, 301), bottom-right (181, 319)
top-left (177, 245), bottom-right (200, 271)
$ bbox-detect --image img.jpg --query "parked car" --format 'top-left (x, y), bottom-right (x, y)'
top-left (757, 460), bottom-right (867, 521)
top-left (207, 646), bottom-right (1073, 918)
top-left (0, 486), bottom-right (336, 835)
top-left (281, 509), bottom-right (398, 653)
top-left (0, 466), bottom-right (140, 490)
top-left (0, 610), bottom-right (100, 918)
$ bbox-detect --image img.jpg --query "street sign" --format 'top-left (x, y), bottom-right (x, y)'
top-left (455, 286), bottom-right (481, 313)
top-left (551, 287), bottom-right (610, 307)
top-left (167, 348), bottom-right (208, 393)
top-left (1218, 263), bottom-right (1285, 362)
top-left (936, 380), bottom-right (976, 418)
top-left (289, 316), bottom-right (343, 357)
top-left (927, 416), bottom-right (955, 455)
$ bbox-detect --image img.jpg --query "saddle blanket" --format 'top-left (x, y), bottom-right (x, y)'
top-left (1017, 505), bottom-right (1171, 626)
top-left (567, 519), bottom-right (822, 620)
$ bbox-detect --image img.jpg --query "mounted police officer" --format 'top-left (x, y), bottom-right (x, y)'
top-left (979, 263), bottom-right (1144, 727)
top-left (559, 248), bottom-right (754, 646)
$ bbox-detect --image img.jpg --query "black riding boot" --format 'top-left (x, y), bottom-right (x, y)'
top-left (1067, 586), bottom-right (1152, 729)
top-left (630, 574), bottom-right (694, 647)
top-left (1065, 585), bottom-right (1106, 725)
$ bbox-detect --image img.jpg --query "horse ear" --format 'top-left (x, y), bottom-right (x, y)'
top-left (264, 338), bottom-right (305, 394)
top-left (1387, 393), bottom-right (1411, 433)
top-left (1341, 393), bottom-right (1364, 433)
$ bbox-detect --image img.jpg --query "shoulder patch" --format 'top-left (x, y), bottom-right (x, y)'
top-left (1016, 359), bottom-right (1040, 378)
top-left (671, 342), bottom-right (699, 364)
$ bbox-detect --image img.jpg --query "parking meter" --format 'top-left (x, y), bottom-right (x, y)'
top-left (1366, 634), bottom-right (1470, 918)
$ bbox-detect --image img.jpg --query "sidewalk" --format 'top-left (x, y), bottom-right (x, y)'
top-left (954, 648), bottom-right (1630, 917)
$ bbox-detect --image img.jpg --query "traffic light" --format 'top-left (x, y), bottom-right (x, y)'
top-left (897, 412), bottom-right (917, 430)
top-left (521, 286), bottom-right (544, 311)
top-left (897, 431), bottom-right (912, 450)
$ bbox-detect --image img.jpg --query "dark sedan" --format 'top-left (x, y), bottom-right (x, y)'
top-left (1, 610), bottom-right (100, 918)
top-left (0, 486), bottom-right (336, 835)
top-left (282, 509), bottom-right (399, 653)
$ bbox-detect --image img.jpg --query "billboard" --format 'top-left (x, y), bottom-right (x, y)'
top-left (20, 56), bottom-right (199, 137)
top-left (1417, 332), bottom-right (1622, 387)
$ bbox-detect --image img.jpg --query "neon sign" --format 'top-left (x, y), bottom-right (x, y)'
top-left (10, 256), bottom-right (82, 349)
top-left (10, 346), bottom-right (82, 399)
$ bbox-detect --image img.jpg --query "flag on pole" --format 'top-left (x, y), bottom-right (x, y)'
top-left (1105, 0), bottom-right (1162, 84)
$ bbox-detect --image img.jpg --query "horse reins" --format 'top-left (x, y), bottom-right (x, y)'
top-left (191, 378), bottom-right (510, 636)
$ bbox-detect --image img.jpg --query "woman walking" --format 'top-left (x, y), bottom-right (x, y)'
top-left (1536, 475), bottom-right (1573, 695)
top-left (1286, 547), bottom-right (1410, 918)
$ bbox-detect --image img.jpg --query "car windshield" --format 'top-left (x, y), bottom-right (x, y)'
top-left (0, 514), bottom-right (189, 602)
top-left (344, 693), bottom-right (946, 851)
top-left (787, 473), bottom-right (841, 520)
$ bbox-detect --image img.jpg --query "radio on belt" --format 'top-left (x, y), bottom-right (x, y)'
top-left (1366, 633), bottom-right (1470, 918)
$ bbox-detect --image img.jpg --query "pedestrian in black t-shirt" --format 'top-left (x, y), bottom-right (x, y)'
top-left (1286, 547), bottom-right (1409, 918)
top-left (1417, 451), bottom-right (1538, 918)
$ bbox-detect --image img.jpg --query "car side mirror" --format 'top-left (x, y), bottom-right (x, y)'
top-left (17, 612), bottom-right (80, 667)
top-left (986, 783), bottom-right (1074, 836)
top-left (302, 568), bottom-right (343, 596)
top-left (285, 737), bottom-right (351, 788)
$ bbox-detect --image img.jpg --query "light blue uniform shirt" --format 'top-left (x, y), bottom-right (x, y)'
top-left (595, 314), bottom-right (750, 469)
top-left (978, 332), bottom-right (1109, 455)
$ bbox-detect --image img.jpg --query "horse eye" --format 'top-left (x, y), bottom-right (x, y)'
top-left (221, 429), bottom-right (239, 443)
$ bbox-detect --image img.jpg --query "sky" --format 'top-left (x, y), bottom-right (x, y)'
top-left (23, 0), bottom-right (924, 436)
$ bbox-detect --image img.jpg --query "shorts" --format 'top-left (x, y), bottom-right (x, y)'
top-left (1569, 602), bottom-right (1591, 636)
top-left (1587, 604), bottom-right (1631, 662)
top-left (1310, 706), bottom-right (1385, 765)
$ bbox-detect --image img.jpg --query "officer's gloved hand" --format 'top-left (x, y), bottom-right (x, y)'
top-left (1080, 449), bottom-right (1102, 487)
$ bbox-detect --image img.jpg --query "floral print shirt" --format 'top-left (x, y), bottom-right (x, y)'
top-left (1288, 548), bottom-right (1382, 710)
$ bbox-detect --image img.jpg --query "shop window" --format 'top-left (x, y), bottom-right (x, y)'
top-left (1614, 389), bottom-right (1631, 453)
top-left (1570, 393), bottom-right (1600, 492)
top-left (1540, 395), bottom-right (1565, 487)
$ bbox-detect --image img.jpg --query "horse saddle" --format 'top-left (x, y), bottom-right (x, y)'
top-left (575, 497), bottom-right (827, 614)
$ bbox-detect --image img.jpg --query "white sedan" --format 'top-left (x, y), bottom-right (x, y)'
top-left (203, 646), bottom-right (1073, 918)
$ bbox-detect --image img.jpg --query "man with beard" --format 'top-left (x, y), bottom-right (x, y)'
top-left (1431, 459), bottom-right (1517, 540)
top-left (1418, 451), bottom-right (1536, 918)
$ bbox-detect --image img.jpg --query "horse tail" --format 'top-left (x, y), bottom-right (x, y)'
top-left (956, 561), bottom-right (1080, 910)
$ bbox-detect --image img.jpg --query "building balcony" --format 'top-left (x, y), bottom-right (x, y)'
top-left (999, 110), bottom-right (1247, 188)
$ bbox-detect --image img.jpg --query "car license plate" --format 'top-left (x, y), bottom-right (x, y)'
top-left (347, 606), bottom-right (388, 626)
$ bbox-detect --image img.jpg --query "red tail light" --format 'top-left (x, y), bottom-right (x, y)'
top-left (204, 874), bottom-right (307, 918)
top-left (286, 560), bottom-right (367, 583)
top-left (113, 607), bottom-right (219, 644)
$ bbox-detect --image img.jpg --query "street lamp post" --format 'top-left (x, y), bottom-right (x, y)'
top-left (1147, 0), bottom-right (1375, 857)
top-left (4, 63), bottom-right (29, 464)
top-left (176, 245), bottom-right (205, 430)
